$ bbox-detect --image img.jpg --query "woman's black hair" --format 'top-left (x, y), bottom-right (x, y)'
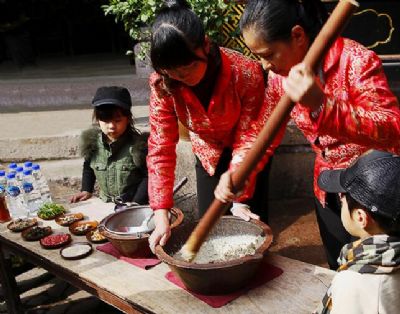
top-left (240, 0), bottom-right (328, 43)
top-left (150, 0), bottom-right (206, 73)
top-left (93, 105), bottom-right (139, 134)
top-left (346, 194), bottom-right (400, 237)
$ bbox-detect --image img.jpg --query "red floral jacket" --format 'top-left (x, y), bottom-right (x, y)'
top-left (147, 48), bottom-right (268, 209)
top-left (232, 37), bottom-right (400, 205)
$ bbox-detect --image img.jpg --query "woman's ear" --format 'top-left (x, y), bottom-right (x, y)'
top-left (290, 25), bottom-right (309, 49)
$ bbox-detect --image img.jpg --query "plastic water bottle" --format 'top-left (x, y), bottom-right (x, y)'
top-left (8, 163), bottom-right (18, 174)
top-left (6, 173), bottom-right (27, 219)
top-left (0, 170), bottom-right (6, 189)
top-left (22, 169), bottom-right (42, 216)
top-left (16, 166), bottom-right (24, 186)
top-left (32, 164), bottom-right (52, 203)
top-left (24, 161), bottom-right (33, 170)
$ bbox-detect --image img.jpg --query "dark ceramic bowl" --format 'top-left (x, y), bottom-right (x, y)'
top-left (99, 206), bottom-right (184, 257)
top-left (155, 216), bottom-right (273, 295)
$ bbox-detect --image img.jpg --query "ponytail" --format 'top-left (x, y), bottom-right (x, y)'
top-left (151, 0), bottom-right (206, 73)
top-left (240, 0), bottom-right (328, 43)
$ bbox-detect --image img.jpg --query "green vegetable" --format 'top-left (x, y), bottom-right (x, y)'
top-left (37, 203), bottom-right (66, 219)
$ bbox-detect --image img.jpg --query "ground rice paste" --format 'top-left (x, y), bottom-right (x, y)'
top-left (175, 235), bottom-right (265, 264)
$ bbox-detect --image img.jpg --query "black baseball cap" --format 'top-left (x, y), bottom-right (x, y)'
top-left (318, 150), bottom-right (400, 220)
top-left (92, 86), bottom-right (132, 110)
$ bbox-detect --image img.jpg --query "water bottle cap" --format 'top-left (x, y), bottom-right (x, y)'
top-left (8, 163), bottom-right (17, 169)
top-left (32, 164), bottom-right (40, 170)
top-left (23, 169), bottom-right (32, 176)
top-left (7, 173), bottom-right (16, 179)
top-left (24, 161), bottom-right (33, 168)
top-left (0, 170), bottom-right (5, 176)
top-left (16, 166), bottom-right (24, 172)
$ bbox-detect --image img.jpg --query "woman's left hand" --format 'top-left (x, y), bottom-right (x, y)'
top-left (283, 63), bottom-right (324, 111)
top-left (231, 203), bottom-right (260, 222)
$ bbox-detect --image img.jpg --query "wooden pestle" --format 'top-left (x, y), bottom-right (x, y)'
top-left (181, 0), bottom-right (360, 262)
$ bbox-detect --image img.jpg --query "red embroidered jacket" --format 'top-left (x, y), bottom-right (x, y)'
top-left (147, 48), bottom-right (269, 210)
top-left (232, 38), bottom-right (400, 205)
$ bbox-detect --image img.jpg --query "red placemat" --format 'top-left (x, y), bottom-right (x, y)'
top-left (96, 242), bottom-right (160, 269)
top-left (165, 262), bottom-right (283, 308)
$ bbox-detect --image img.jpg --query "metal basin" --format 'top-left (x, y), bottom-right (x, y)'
top-left (155, 216), bottom-right (273, 295)
top-left (99, 206), bottom-right (184, 257)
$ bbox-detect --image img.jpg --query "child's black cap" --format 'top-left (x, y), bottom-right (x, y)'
top-left (92, 86), bottom-right (132, 110)
top-left (318, 150), bottom-right (400, 221)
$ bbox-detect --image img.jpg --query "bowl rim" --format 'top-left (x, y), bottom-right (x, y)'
top-left (155, 216), bottom-right (273, 270)
top-left (98, 207), bottom-right (184, 239)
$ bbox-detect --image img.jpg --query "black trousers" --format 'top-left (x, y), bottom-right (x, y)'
top-left (314, 193), bottom-right (354, 270)
top-left (195, 149), bottom-right (271, 223)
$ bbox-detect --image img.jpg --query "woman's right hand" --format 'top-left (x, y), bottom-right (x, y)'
top-left (214, 171), bottom-right (241, 203)
top-left (149, 209), bottom-right (171, 254)
top-left (70, 191), bottom-right (92, 203)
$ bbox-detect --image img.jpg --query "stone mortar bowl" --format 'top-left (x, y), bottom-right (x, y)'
top-left (155, 216), bottom-right (273, 295)
top-left (99, 206), bottom-right (184, 257)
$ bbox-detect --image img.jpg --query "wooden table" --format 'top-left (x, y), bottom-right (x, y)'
top-left (0, 198), bottom-right (334, 314)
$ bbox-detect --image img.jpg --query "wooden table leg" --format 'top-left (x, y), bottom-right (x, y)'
top-left (0, 243), bottom-right (24, 314)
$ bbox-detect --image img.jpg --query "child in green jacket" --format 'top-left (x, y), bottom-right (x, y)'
top-left (70, 86), bottom-right (148, 204)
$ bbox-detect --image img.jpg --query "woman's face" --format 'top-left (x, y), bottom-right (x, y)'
top-left (243, 26), bottom-right (308, 76)
top-left (161, 46), bottom-right (208, 86)
top-left (98, 111), bottom-right (129, 142)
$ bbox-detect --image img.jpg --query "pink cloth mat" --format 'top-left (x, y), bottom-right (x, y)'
top-left (165, 262), bottom-right (283, 308)
top-left (96, 242), bottom-right (161, 269)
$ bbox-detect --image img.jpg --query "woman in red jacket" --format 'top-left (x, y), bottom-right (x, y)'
top-left (147, 0), bottom-right (279, 252)
top-left (215, 0), bottom-right (400, 269)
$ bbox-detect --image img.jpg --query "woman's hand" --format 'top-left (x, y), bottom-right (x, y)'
top-left (70, 191), bottom-right (92, 203)
top-left (231, 203), bottom-right (260, 221)
top-left (149, 209), bottom-right (171, 254)
top-left (214, 171), bottom-right (241, 203)
top-left (282, 63), bottom-right (324, 111)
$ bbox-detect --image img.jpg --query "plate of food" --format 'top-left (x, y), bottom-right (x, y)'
top-left (86, 228), bottom-right (108, 244)
top-left (69, 220), bottom-right (98, 236)
top-left (21, 226), bottom-right (52, 241)
top-left (60, 242), bottom-right (93, 260)
top-left (7, 218), bottom-right (38, 232)
top-left (55, 213), bottom-right (84, 226)
top-left (40, 233), bottom-right (72, 249)
top-left (37, 203), bottom-right (66, 220)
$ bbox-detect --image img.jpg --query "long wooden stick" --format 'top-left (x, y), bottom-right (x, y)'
top-left (182, 0), bottom-right (359, 261)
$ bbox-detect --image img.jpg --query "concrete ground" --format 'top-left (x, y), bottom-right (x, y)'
top-left (0, 54), bottom-right (326, 313)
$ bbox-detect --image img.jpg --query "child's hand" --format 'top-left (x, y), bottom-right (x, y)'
top-left (70, 191), bottom-right (92, 203)
top-left (214, 171), bottom-right (244, 203)
top-left (231, 203), bottom-right (260, 221)
top-left (149, 209), bottom-right (171, 253)
top-left (282, 63), bottom-right (324, 111)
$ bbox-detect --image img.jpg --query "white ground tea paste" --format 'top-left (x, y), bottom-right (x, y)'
top-left (175, 234), bottom-right (265, 264)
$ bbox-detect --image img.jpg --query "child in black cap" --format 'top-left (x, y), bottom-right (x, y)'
top-left (315, 150), bottom-right (400, 314)
top-left (70, 86), bottom-right (149, 204)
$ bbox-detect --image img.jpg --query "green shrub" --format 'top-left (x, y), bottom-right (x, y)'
top-left (102, 0), bottom-right (237, 58)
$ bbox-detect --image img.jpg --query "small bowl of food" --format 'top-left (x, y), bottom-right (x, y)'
top-left (55, 213), bottom-right (84, 226)
top-left (60, 242), bottom-right (93, 260)
top-left (37, 203), bottom-right (66, 220)
top-left (86, 228), bottom-right (107, 244)
top-left (40, 233), bottom-right (72, 249)
top-left (69, 220), bottom-right (98, 236)
top-left (21, 226), bottom-right (52, 241)
top-left (7, 218), bottom-right (37, 232)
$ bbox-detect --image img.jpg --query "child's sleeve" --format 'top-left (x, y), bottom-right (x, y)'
top-left (81, 159), bottom-right (95, 193)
